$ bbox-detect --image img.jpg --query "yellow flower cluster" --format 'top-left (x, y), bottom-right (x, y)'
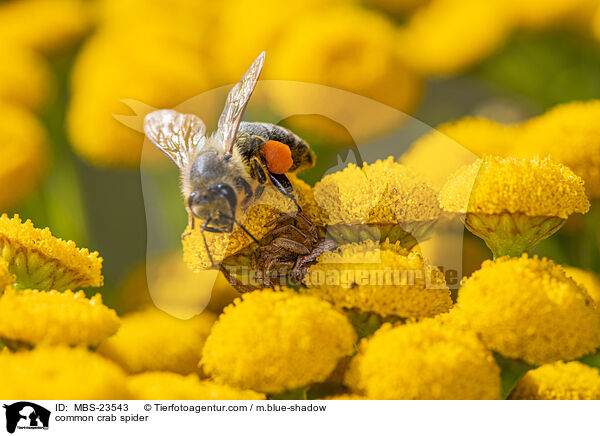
top-left (303, 241), bottom-right (452, 319)
top-left (127, 372), bottom-right (265, 400)
top-left (440, 156), bottom-right (589, 219)
top-left (0, 289), bottom-right (119, 346)
top-left (513, 101), bottom-right (600, 199)
top-left (0, 215), bottom-right (103, 290)
top-left (201, 290), bottom-right (357, 393)
top-left (510, 361), bottom-right (600, 400)
top-left (0, 346), bottom-right (130, 399)
top-left (455, 255), bottom-right (600, 365)
top-left (345, 320), bottom-right (501, 399)
top-left (439, 156), bottom-right (590, 257)
top-left (97, 307), bottom-right (216, 374)
top-left (0, 48), bottom-right (50, 111)
top-left (313, 158), bottom-right (440, 246)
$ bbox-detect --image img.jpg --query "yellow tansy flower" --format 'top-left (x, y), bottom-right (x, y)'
top-left (313, 157), bottom-right (440, 247)
top-left (510, 361), bottom-right (600, 400)
top-left (503, 0), bottom-right (596, 30)
top-left (439, 156), bottom-right (590, 257)
top-left (0, 48), bottom-right (50, 110)
top-left (563, 266), bottom-right (600, 310)
top-left (324, 394), bottom-right (367, 400)
top-left (127, 372), bottom-right (265, 400)
top-left (183, 175), bottom-right (317, 271)
top-left (0, 104), bottom-right (48, 210)
top-left (0, 289), bottom-right (119, 346)
top-left (97, 307), bottom-right (216, 374)
top-left (0, 346), bottom-right (130, 399)
top-left (303, 241), bottom-right (452, 319)
top-left (401, 117), bottom-right (518, 189)
top-left (345, 320), bottom-right (501, 399)
top-left (0, 215), bottom-right (103, 290)
top-left (0, 0), bottom-right (91, 52)
top-left (396, 0), bottom-right (513, 76)
top-left (512, 100), bottom-right (600, 199)
top-left (201, 290), bottom-right (357, 393)
top-left (456, 255), bottom-right (600, 365)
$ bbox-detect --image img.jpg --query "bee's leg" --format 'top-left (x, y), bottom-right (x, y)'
top-left (182, 215), bottom-right (195, 239)
top-left (236, 177), bottom-right (253, 207)
top-left (267, 171), bottom-right (300, 210)
top-left (201, 218), bottom-right (215, 268)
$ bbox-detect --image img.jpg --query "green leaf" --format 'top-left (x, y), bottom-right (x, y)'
top-left (494, 352), bottom-right (535, 399)
top-left (578, 349), bottom-right (600, 369)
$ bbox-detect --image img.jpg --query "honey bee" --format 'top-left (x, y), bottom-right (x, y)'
top-left (143, 52), bottom-right (315, 264)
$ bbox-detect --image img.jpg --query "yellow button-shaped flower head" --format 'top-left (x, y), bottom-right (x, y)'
top-left (344, 319), bottom-right (501, 399)
top-left (183, 175), bottom-right (317, 272)
top-left (0, 215), bottom-right (104, 290)
top-left (313, 157), bottom-right (440, 248)
top-left (303, 240), bottom-right (452, 320)
top-left (401, 117), bottom-right (518, 189)
top-left (97, 307), bottom-right (216, 375)
top-left (0, 105), bottom-right (48, 210)
top-left (127, 372), bottom-right (265, 400)
top-left (510, 361), bottom-right (600, 400)
top-left (0, 289), bottom-right (119, 347)
top-left (0, 346), bottom-right (130, 399)
top-left (0, 50), bottom-right (50, 110)
top-left (439, 156), bottom-right (590, 258)
top-left (456, 255), bottom-right (600, 365)
top-left (513, 100), bottom-right (600, 199)
top-left (201, 290), bottom-right (357, 394)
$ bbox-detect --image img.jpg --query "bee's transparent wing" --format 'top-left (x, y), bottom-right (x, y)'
top-left (217, 52), bottom-right (265, 156)
top-left (144, 109), bottom-right (206, 169)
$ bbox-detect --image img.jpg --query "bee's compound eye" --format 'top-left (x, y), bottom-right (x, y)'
top-left (188, 190), bottom-right (210, 218)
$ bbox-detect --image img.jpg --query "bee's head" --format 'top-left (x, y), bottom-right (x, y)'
top-left (188, 183), bottom-right (237, 233)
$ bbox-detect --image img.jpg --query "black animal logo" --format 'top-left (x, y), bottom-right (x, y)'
top-left (3, 402), bottom-right (50, 433)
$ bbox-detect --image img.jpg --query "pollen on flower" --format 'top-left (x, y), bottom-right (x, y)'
top-left (509, 361), bottom-right (600, 400)
top-left (303, 240), bottom-right (452, 319)
top-left (0, 289), bottom-right (119, 346)
top-left (344, 319), bottom-right (501, 399)
top-left (201, 290), bottom-right (357, 393)
top-left (0, 346), bottom-right (131, 399)
top-left (127, 372), bottom-right (265, 400)
top-left (183, 175), bottom-right (318, 271)
top-left (455, 255), bottom-right (600, 365)
top-left (97, 307), bottom-right (216, 375)
top-left (312, 157), bottom-right (440, 245)
top-left (512, 100), bottom-right (600, 198)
